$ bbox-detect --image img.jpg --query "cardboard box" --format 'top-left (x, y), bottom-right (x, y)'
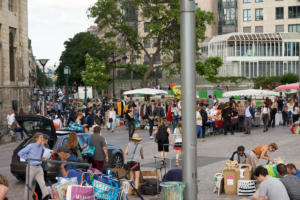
top-left (237, 164), bottom-right (252, 180)
top-left (223, 168), bottom-right (238, 195)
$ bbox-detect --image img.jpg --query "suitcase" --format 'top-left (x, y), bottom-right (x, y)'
top-left (140, 178), bottom-right (161, 195)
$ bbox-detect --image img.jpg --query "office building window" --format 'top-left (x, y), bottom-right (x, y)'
top-left (243, 0), bottom-right (250, 3)
top-left (144, 22), bottom-right (150, 33)
top-left (275, 25), bottom-right (284, 32)
top-left (255, 26), bottom-right (263, 33)
top-left (255, 0), bottom-right (263, 2)
top-left (143, 55), bottom-right (150, 65)
top-left (255, 8), bottom-right (263, 21)
top-left (288, 6), bottom-right (300, 19)
top-left (8, 0), bottom-right (13, 12)
top-left (224, 8), bottom-right (236, 25)
top-left (288, 24), bottom-right (300, 32)
top-left (243, 26), bottom-right (251, 33)
top-left (276, 7), bottom-right (284, 19)
top-left (243, 9), bottom-right (251, 21)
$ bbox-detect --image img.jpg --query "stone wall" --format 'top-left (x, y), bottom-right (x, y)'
top-left (0, 0), bottom-right (31, 129)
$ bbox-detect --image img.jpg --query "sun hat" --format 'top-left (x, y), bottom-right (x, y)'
top-left (131, 133), bottom-right (142, 141)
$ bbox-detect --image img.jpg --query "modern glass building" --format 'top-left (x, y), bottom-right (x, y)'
top-left (201, 32), bottom-right (300, 77)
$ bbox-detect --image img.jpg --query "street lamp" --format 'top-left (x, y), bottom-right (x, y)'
top-left (64, 66), bottom-right (71, 112)
top-left (37, 59), bottom-right (49, 116)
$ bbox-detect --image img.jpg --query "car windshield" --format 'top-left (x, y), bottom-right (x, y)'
top-left (20, 120), bottom-right (52, 135)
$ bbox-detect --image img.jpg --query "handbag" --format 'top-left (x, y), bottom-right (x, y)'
top-left (109, 118), bottom-right (113, 123)
top-left (82, 135), bottom-right (95, 159)
top-left (124, 144), bottom-right (138, 171)
top-left (92, 176), bottom-right (119, 200)
top-left (66, 173), bottom-right (95, 200)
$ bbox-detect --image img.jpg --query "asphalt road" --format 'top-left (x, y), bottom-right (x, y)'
top-left (1, 125), bottom-right (299, 200)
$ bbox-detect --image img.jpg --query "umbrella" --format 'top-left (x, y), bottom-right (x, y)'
top-left (123, 88), bottom-right (168, 95)
top-left (275, 83), bottom-right (299, 90)
top-left (222, 89), bottom-right (279, 98)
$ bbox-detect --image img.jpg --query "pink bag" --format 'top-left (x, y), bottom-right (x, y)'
top-left (66, 185), bottom-right (95, 200)
top-left (89, 168), bottom-right (102, 176)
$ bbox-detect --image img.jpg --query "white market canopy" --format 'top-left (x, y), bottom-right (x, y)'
top-left (223, 89), bottom-right (280, 98)
top-left (123, 88), bottom-right (168, 95)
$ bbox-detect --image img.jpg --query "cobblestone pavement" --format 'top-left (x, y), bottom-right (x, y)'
top-left (1, 125), bottom-right (298, 200)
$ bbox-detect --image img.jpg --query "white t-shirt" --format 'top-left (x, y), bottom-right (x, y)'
top-left (292, 107), bottom-right (299, 115)
top-left (196, 111), bottom-right (202, 126)
top-left (7, 113), bottom-right (15, 126)
top-left (262, 107), bottom-right (269, 114)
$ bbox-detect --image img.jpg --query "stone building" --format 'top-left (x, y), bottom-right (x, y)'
top-left (0, 0), bottom-right (31, 128)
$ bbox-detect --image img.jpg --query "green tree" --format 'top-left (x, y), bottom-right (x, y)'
top-left (55, 32), bottom-right (114, 87)
top-left (81, 55), bottom-right (110, 92)
top-left (37, 66), bottom-right (53, 87)
top-left (280, 73), bottom-right (298, 85)
top-left (88, 0), bottom-right (222, 87)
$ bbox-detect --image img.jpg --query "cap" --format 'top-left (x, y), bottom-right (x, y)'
top-left (43, 134), bottom-right (50, 140)
top-left (56, 146), bottom-right (72, 154)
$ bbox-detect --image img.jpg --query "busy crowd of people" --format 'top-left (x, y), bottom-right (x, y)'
top-left (1, 93), bottom-right (300, 199)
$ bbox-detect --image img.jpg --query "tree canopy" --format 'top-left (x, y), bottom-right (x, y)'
top-left (88, 0), bottom-right (222, 87)
top-left (55, 32), bottom-right (114, 87)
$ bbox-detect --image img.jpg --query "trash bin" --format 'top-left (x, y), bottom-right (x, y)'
top-left (160, 181), bottom-right (185, 200)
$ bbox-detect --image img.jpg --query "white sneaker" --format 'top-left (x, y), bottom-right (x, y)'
top-left (150, 136), bottom-right (154, 139)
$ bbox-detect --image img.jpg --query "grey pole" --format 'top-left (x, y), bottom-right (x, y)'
top-left (180, 0), bottom-right (197, 200)
top-left (298, 54), bottom-right (300, 99)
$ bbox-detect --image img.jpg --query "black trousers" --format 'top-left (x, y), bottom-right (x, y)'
top-left (268, 114), bottom-right (276, 127)
top-left (224, 118), bottom-right (233, 134)
top-left (128, 121), bottom-right (136, 138)
top-left (238, 115), bottom-right (245, 132)
top-left (149, 119), bottom-right (154, 136)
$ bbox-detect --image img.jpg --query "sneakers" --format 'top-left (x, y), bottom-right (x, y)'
top-left (149, 136), bottom-right (154, 139)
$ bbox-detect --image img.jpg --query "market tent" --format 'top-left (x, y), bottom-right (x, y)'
top-left (123, 88), bottom-right (168, 95)
top-left (223, 89), bottom-right (279, 98)
top-left (275, 83), bottom-right (299, 90)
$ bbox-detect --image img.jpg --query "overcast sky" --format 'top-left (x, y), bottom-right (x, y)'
top-left (28, 0), bottom-right (97, 70)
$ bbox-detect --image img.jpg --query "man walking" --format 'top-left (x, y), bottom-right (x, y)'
top-left (126, 105), bottom-right (135, 139)
top-left (18, 133), bottom-right (50, 200)
top-left (244, 101), bottom-right (253, 134)
top-left (84, 126), bottom-right (108, 172)
top-left (147, 100), bottom-right (157, 139)
top-left (1, 110), bottom-right (16, 137)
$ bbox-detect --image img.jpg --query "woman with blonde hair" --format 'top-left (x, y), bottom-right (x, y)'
top-left (124, 133), bottom-right (144, 191)
top-left (65, 132), bottom-right (82, 161)
top-left (75, 111), bottom-right (84, 125)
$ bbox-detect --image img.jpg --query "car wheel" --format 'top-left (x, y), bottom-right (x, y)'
top-left (110, 153), bottom-right (123, 168)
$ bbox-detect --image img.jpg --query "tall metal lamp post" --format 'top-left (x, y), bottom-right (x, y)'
top-left (64, 66), bottom-right (71, 112)
top-left (37, 59), bottom-right (49, 116)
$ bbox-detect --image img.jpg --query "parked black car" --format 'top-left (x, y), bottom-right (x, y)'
top-left (10, 115), bottom-right (124, 181)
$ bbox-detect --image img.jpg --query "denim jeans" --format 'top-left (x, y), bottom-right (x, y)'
top-left (109, 121), bottom-right (115, 131)
top-left (196, 125), bottom-right (203, 138)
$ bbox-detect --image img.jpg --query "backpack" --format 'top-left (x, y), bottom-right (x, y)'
top-left (140, 178), bottom-right (161, 195)
top-left (230, 151), bottom-right (247, 163)
top-left (200, 110), bottom-right (208, 123)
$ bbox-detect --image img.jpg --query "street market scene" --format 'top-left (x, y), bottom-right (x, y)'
top-left (0, 0), bottom-right (300, 200)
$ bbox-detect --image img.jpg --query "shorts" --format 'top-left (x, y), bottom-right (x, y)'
top-left (158, 143), bottom-right (169, 152)
top-left (126, 161), bottom-right (140, 171)
top-left (173, 142), bottom-right (182, 150)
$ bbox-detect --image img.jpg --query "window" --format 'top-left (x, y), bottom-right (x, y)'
top-left (275, 25), bottom-right (284, 32)
top-left (9, 27), bottom-right (16, 82)
top-left (243, 0), bottom-right (250, 3)
top-left (243, 9), bottom-right (251, 21)
top-left (8, 0), bottom-right (13, 12)
top-left (153, 37), bottom-right (159, 48)
top-left (154, 54), bottom-right (161, 64)
top-left (143, 55), bottom-right (150, 65)
top-left (144, 38), bottom-right (150, 48)
top-left (224, 8), bottom-right (236, 25)
top-left (144, 22), bottom-right (150, 33)
top-left (255, 0), bottom-right (263, 2)
top-left (288, 24), bottom-right (300, 32)
top-left (243, 26), bottom-right (251, 33)
top-left (288, 6), bottom-right (300, 19)
top-left (276, 7), bottom-right (284, 19)
top-left (255, 8), bottom-right (263, 21)
top-left (255, 26), bottom-right (263, 33)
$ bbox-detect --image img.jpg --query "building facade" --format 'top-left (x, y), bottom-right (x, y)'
top-left (0, 0), bottom-right (31, 128)
top-left (202, 32), bottom-right (300, 77)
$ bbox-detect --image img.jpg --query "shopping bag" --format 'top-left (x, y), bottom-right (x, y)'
top-left (67, 170), bottom-right (93, 185)
top-left (237, 180), bottom-right (256, 196)
top-left (56, 180), bottom-right (76, 200)
top-left (92, 178), bottom-right (119, 200)
top-left (66, 185), bottom-right (95, 200)
top-left (82, 135), bottom-right (95, 159)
